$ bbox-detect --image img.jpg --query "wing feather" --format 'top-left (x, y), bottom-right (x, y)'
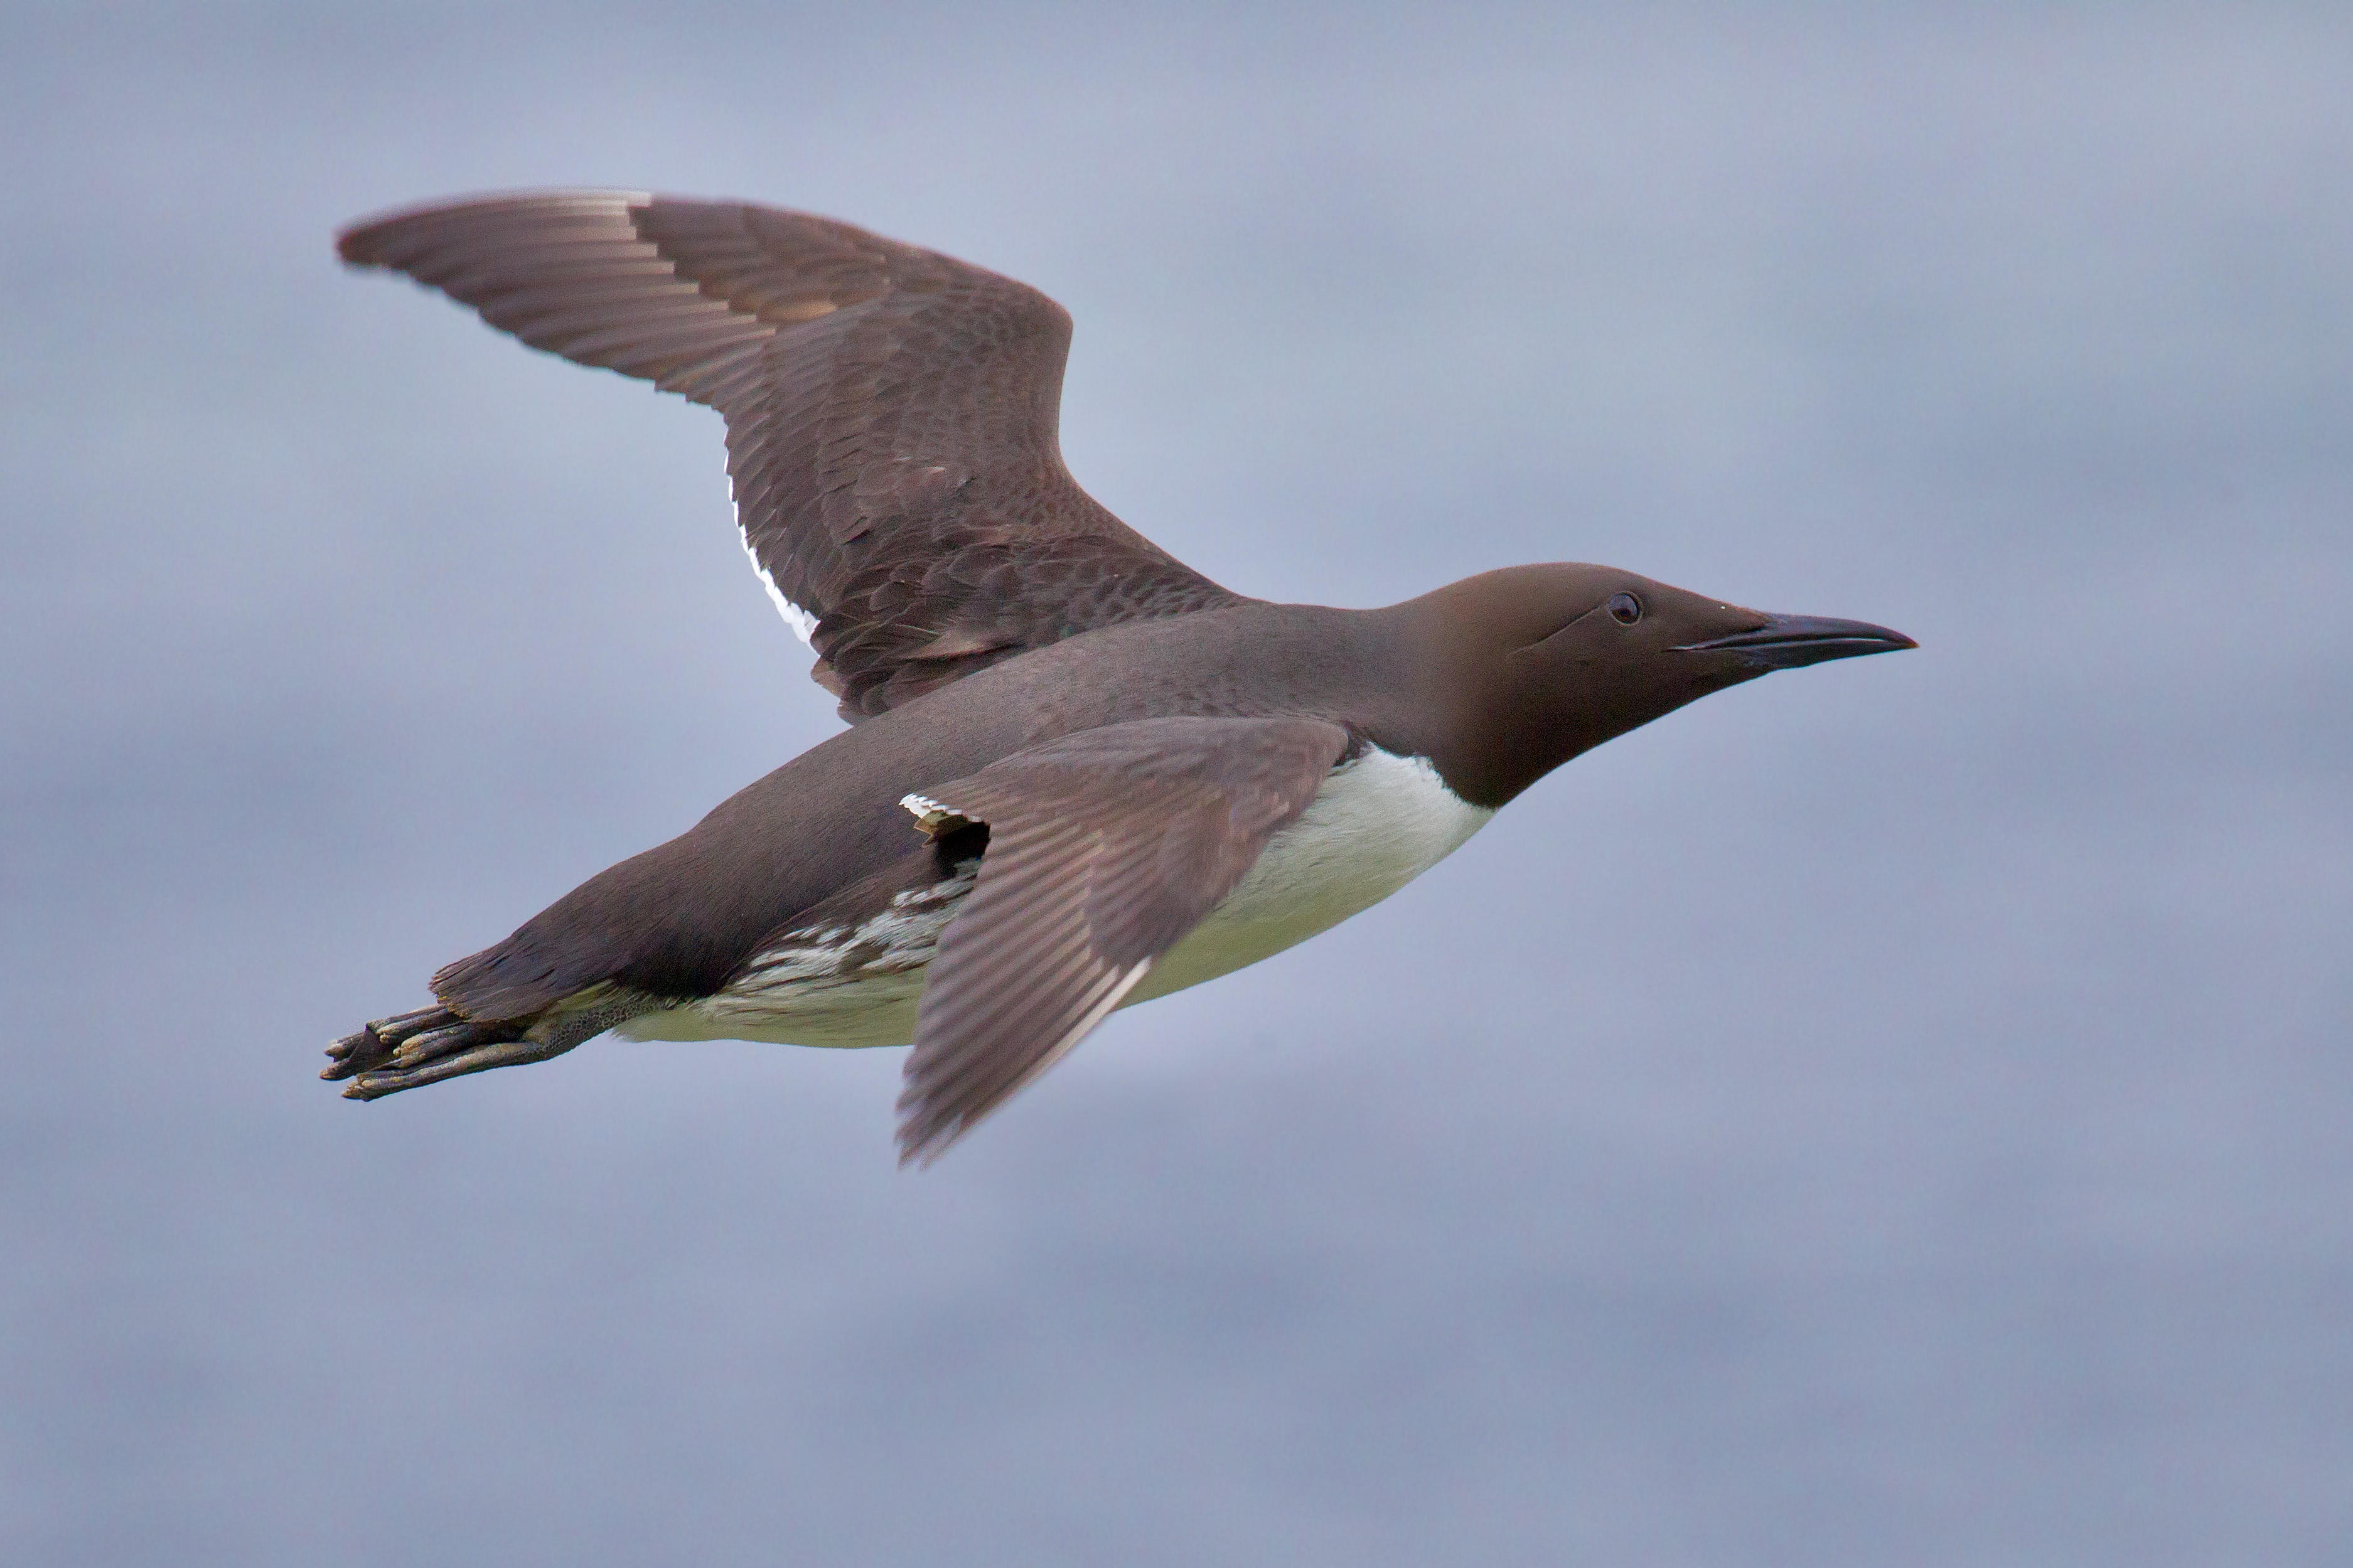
top-left (340, 189), bottom-right (1246, 717)
top-left (894, 717), bottom-right (1353, 1163)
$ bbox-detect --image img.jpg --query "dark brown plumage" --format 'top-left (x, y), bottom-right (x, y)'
top-left (337, 192), bottom-right (1241, 718)
top-left (326, 189), bottom-right (1916, 1162)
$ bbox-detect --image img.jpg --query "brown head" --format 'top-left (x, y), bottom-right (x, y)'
top-left (1385, 563), bottom-right (1916, 808)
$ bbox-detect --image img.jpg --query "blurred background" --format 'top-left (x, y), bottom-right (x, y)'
top-left (4, 3), bottom-right (2348, 1562)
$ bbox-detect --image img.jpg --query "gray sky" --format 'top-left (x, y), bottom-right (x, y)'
top-left (4, 4), bottom-right (2349, 1563)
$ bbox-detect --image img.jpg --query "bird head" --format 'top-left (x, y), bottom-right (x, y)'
top-left (1397, 563), bottom-right (1916, 807)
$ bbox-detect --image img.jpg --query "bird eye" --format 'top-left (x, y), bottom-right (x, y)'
top-left (1607, 592), bottom-right (1643, 625)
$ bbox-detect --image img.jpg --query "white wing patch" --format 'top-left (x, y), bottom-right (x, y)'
top-left (734, 493), bottom-right (818, 643)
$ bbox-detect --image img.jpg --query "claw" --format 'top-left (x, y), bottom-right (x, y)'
top-left (390, 1021), bottom-right (493, 1069)
top-left (323, 1024), bottom-right (392, 1080)
top-left (327, 994), bottom-right (630, 1099)
top-left (343, 1032), bottom-right (568, 1099)
top-left (376, 1006), bottom-right (451, 1044)
top-left (323, 1005), bottom-right (458, 1080)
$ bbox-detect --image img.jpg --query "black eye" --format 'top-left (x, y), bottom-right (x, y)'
top-left (1607, 592), bottom-right (1643, 625)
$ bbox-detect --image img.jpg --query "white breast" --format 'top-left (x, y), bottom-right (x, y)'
top-left (1127, 745), bottom-right (1494, 1003)
top-left (624, 745), bottom-right (1491, 1048)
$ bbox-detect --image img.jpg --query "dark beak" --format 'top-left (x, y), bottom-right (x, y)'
top-left (1676, 613), bottom-right (1918, 671)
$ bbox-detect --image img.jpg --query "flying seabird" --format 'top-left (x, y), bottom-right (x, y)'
top-left (324, 191), bottom-right (1916, 1163)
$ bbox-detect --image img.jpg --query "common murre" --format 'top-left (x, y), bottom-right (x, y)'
top-left (324, 191), bottom-right (1916, 1163)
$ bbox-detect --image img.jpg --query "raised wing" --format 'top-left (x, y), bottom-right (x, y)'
top-left (894, 716), bottom-right (1353, 1164)
top-left (338, 191), bottom-right (1244, 717)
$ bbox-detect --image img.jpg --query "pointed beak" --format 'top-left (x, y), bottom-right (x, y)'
top-left (1675, 613), bottom-right (1918, 671)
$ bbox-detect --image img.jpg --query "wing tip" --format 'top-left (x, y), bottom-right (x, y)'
top-left (334, 187), bottom-right (660, 268)
top-left (892, 958), bottom-right (1152, 1168)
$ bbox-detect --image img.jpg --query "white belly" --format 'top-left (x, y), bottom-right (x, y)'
top-left (623, 746), bottom-right (1493, 1049)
